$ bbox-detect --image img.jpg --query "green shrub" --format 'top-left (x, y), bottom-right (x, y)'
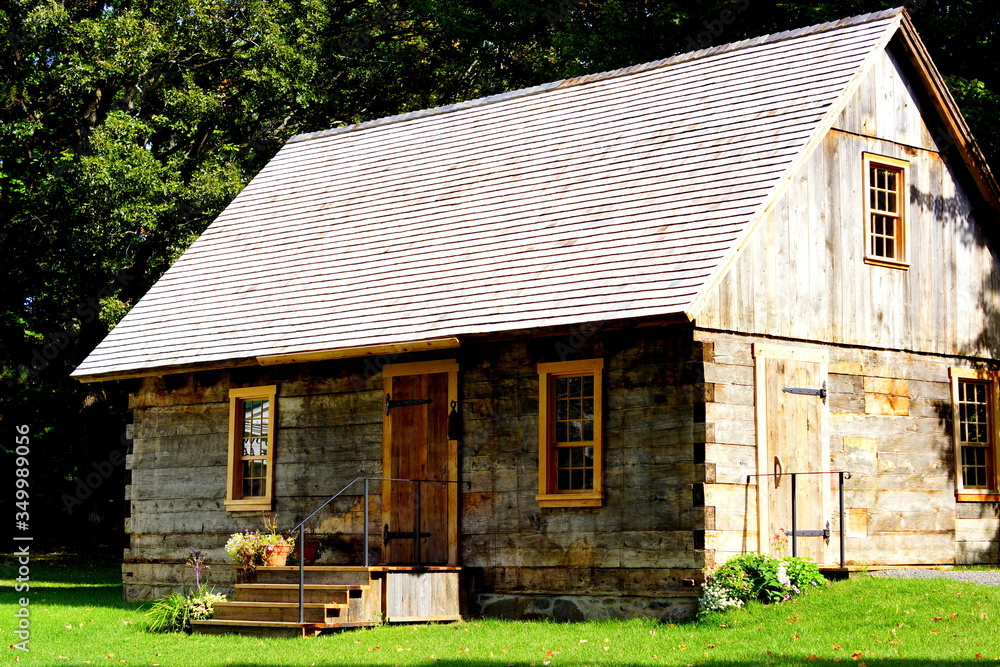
top-left (146, 586), bottom-right (227, 633)
top-left (698, 553), bottom-right (825, 618)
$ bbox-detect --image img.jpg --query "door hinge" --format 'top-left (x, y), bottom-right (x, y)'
top-left (385, 394), bottom-right (433, 415)
top-left (383, 524), bottom-right (431, 543)
top-left (782, 381), bottom-right (827, 402)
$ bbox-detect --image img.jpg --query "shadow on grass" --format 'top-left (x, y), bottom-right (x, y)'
top-left (1, 553), bottom-right (135, 610)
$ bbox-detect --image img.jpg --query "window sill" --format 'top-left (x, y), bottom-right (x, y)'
top-left (536, 493), bottom-right (603, 508)
top-left (956, 493), bottom-right (1000, 502)
top-left (225, 498), bottom-right (272, 512)
top-left (864, 257), bottom-right (909, 270)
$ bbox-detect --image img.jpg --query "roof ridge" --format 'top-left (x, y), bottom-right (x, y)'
top-left (289, 7), bottom-right (904, 145)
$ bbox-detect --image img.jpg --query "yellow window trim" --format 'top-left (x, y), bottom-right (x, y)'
top-left (537, 358), bottom-right (604, 508)
top-left (949, 368), bottom-right (1000, 497)
top-left (863, 152), bottom-right (910, 269)
top-left (225, 385), bottom-right (277, 512)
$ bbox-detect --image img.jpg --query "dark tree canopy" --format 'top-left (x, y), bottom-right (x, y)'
top-left (1, 0), bottom-right (997, 548)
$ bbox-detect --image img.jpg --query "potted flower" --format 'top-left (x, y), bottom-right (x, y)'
top-left (300, 531), bottom-right (339, 565)
top-left (224, 513), bottom-right (296, 577)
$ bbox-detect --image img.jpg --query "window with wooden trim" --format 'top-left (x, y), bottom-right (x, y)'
top-left (226, 385), bottom-right (276, 511)
top-left (864, 153), bottom-right (909, 267)
top-left (950, 369), bottom-right (1000, 501)
top-left (537, 359), bottom-right (603, 508)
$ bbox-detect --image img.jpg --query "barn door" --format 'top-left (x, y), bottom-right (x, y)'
top-left (753, 344), bottom-right (830, 563)
top-left (382, 360), bottom-right (459, 565)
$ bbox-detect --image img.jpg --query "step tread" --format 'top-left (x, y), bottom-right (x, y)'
top-left (235, 583), bottom-right (367, 590)
top-left (216, 601), bottom-right (344, 608)
top-left (253, 565), bottom-right (462, 572)
top-left (191, 619), bottom-right (374, 629)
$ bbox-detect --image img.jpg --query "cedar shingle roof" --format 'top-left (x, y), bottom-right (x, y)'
top-left (75, 8), bottom-right (943, 380)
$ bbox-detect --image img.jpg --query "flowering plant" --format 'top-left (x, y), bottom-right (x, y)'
top-left (146, 545), bottom-right (226, 633)
top-left (224, 513), bottom-right (295, 576)
top-left (697, 551), bottom-right (825, 618)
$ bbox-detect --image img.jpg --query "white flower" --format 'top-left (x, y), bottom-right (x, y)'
top-left (698, 580), bottom-right (746, 614)
top-left (776, 563), bottom-right (791, 588)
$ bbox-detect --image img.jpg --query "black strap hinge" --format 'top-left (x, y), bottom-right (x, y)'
top-left (782, 381), bottom-right (827, 402)
top-left (385, 394), bottom-right (432, 415)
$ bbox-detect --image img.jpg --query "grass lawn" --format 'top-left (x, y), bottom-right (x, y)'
top-left (3, 557), bottom-right (1000, 666)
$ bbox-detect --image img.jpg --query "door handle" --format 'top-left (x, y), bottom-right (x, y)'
top-left (774, 456), bottom-right (783, 487)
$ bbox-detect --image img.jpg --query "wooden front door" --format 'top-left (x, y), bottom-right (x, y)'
top-left (753, 344), bottom-right (830, 563)
top-left (382, 360), bottom-right (459, 565)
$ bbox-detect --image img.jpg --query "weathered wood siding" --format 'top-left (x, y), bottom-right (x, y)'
top-left (461, 327), bottom-right (704, 619)
top-left (124, 357), bottom-right (387, 599)
top-left (124, 326), bottom-right (707, 618)
top-left (697, 43), bottom-right (1000, 359)
top-left (697, 330), bottom-right (1000, 566)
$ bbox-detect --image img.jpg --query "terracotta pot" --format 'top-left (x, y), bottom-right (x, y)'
top-left (303, 539), bottom-right (320, 565)
top-left (264, 544), bottom-right (294, 567)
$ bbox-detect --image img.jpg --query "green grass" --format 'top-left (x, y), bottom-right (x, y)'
top-left (3, 558), bottom-right (1000, 666)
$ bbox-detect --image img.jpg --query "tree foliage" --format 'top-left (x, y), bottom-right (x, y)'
top-left (1, 0), bottom-right (997, 548)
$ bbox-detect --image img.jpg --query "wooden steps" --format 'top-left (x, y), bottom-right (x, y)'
top-left (191, 565), bottom-right (462, 637)
top-left (190, 619), bottom-right (371, 638)
top-left (235, 583), bottom-right (364, 604)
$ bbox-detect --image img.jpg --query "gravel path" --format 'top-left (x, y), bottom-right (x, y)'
top-left (870, 568), bottom-right (1000, 587)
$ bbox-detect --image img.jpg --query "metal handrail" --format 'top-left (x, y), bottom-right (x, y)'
top-left (746, 470), bottom-right (852, 568)
top-left (287, 476), bottom-right (470, 624)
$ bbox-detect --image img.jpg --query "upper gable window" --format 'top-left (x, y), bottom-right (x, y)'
top-left (864, 153), bottom-right (909, 268)
top-left (536, 359), bottom-right (604, 508)
top-left (226, 385), bottom-right (276, 512)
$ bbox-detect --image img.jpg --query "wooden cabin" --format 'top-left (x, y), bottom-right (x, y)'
top-left (74, 8), bottom-right (1000, 631)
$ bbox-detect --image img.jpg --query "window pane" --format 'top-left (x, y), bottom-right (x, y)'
top-left (555, 377), bottom-right (569, 399)
top-left (568, 420), bottom-right (582, 442)
top-left (873, 215), bottom-right (884, 235)
top-left (873, 236), bottom-right (885, 257)
top-left (557, 447), bottom-right (571, 468)
top-left (555, 421), bottom-right (568, 442)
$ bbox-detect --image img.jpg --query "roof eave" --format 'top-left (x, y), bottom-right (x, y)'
top-left (893, 11), bottom-right (1000, 215)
